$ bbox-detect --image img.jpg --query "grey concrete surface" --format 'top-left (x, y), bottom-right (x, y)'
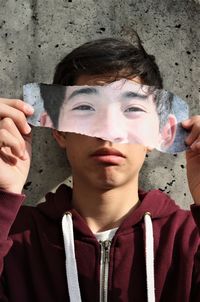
top-left (0, 0), bottom-right (199, 208)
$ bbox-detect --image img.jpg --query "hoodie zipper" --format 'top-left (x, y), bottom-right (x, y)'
top-left (99, 240), bottom-right (111, 302)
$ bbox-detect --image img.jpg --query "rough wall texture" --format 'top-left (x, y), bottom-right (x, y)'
top-left (0, 0), bottom-right (199, 207)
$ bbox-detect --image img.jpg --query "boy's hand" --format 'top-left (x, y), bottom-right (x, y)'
top-left (182, 116), bottom-right (200, 205)
top-left (0, 98), bottom-right (34, 194)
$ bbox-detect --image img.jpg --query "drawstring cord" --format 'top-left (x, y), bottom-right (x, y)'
top-left (144, 212), bottom-right (155, 302)
top-left (62, 211), bottom-right (155, 302)
top-left (62, 212), bottom-right (82, 302)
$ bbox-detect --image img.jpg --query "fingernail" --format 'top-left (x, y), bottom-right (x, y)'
top-left (21, 148), bottom-right (29, 159)
top-left (20, 153), bottom-right (28, 160)
top-left (25, 123), bottom-right (32, 133)
top-left (25, 104), bottom-right (34, 113)
top-left (182, 120), bottom-right (189, 127)
top-left (190, 143), bottom-right (195, 150)
top-left (185, 138), bottom-right (190, 145)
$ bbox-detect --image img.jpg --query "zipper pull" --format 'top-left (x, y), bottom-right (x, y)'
top-left (100, 240), bottom-right (111, 263)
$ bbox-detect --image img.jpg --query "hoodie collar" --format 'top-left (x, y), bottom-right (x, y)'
top-left (37, 184), bottom-right (180, 234)
top-left (118, 189), bottom-right (180, 232)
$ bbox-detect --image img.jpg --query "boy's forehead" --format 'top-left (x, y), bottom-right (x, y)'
top-left (107, 79), bottom-right (150, 95)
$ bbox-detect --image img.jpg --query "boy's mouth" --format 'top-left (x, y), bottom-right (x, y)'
top-left (90, 148), bottom-right (126, 164)
top-left (91, 148), bottom-right (126, 157)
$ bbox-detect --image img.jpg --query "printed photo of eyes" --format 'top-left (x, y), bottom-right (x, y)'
top-left (23, 79), bottom-right (190, 153)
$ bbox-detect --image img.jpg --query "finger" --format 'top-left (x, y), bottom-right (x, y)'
top-left (0, 103), bottom-right (31, 134)
top-left (0, 118), bottom-right (31, 159)
top-left (23, 132), bottom-right (32, 145)
top-left (0, 98), bottom-right (34, 116)
top-left (182, 116), bottom-right (200, 133)
top-left (182, 119), bottom-right (193, 129)
top-left (0, 148), bottom-right (18, 165)
top-left (0, 117), bottom-right (29, 145)
top-left (182, 115), bottom-right (200, 127)
top-left (185, 126), bottom-right (200, 146)
top-left (185, 122), bottom-right (200, 145)
top-left (0, 128), bottom-right (27, 160)
top-left (190, 136), bottom-right (200, 151)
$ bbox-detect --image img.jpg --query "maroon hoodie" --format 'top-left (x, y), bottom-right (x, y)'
top-left (0, 184), bottom-right (200, 302)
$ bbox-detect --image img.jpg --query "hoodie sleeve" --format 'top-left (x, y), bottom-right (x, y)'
top-left (0, 190), bottom-right (25, 275)
top-left (190, 204), bottom-right (200, 301)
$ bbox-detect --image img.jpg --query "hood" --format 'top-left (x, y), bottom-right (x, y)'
top-left (37, 184), bottom-right (73, 220)
top-left (37, 184), bottom-right (180, 302)
top-left (37, 184), bottom-right (180, 230)
top-left (118, 188), bottom-right (181, 232)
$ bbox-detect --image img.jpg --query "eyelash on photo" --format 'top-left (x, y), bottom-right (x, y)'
top-left (72, 105), bottom-right (95, 111)
top-left (71, 104), bottom-right (146, 113)
top-left (124, 106), bottom-right (146, 113)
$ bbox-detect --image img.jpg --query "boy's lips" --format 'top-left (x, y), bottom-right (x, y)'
top-left (90, 148), bottom-right (126, 164)
top-left (91, 148), bottom-right (126, 157)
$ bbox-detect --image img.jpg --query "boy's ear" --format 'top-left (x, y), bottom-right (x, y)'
top-left (160, 114), bottom-right (177, 150)
top-left (52, 129), bottom-right (67, 149)
top-left (40, 112), bottom-right (53, 128)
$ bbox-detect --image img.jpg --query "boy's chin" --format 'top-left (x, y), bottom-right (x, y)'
top-left (89, 171), bottom-right (139, 191)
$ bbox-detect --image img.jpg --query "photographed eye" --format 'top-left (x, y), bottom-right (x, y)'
top-left (72, 105), bottom-right (95, 111)
top-left (125, 106), bottom-right (146, 113)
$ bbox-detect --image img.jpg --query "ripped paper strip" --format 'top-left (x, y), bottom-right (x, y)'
top-left (23, 79), bottom-right (190, 153)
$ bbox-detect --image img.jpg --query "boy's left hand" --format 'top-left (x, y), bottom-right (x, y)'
top-left (182, 116), bottom-right (200, 205)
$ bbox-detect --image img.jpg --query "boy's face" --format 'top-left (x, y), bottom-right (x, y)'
top-left (53, 75), bottom-right (152, 190)
top-left (57, 78), bottom-right (163, 148)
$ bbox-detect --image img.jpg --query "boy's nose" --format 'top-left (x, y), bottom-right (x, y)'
top-left (94, 109), bottom-right (128, 143)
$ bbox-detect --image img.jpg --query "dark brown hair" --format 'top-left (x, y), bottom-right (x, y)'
top-left (42, 34), bottom-right (165, 127)
top-left (53, 35), bottom-right (163, 88)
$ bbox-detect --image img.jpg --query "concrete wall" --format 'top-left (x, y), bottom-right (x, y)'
top-left (0, 0), bottom-right (199, 208)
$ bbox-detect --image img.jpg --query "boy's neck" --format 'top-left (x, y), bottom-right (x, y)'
top-left (72, 178), bottom-right (140, 233)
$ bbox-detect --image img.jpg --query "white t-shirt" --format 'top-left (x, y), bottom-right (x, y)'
top-left (94, 227), bottom-right (118, 242)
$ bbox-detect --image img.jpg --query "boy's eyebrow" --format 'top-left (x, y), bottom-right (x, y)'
top-left (122, 91), bottom-right (148, 100)
top-left (66, 87), bottom-right (148, 102)
top-left (67, 87), bottom-right (99, 100)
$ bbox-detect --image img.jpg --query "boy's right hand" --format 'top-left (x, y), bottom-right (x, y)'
top-left (0, 98), bottom-right (34, 194)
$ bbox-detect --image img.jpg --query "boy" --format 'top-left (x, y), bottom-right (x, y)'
top-left (0, 33), bottom-right (200, 302)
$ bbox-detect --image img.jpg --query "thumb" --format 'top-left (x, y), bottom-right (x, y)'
top-left (182, 118), bottom-right (193, 129)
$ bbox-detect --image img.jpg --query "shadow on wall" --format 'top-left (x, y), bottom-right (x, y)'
top-left (23, 127), bottom-right (71, 206)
